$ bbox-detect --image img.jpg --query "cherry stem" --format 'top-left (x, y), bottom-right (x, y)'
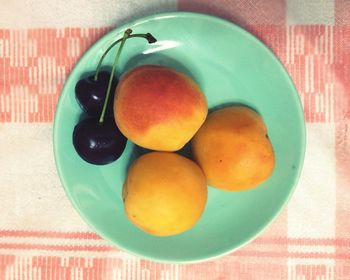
top-left (94, 33), bottom-right (157, 81)
top-left (98, 29), bottom-right (132, 124)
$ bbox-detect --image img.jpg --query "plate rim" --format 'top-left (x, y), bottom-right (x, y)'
top-left (53, 11), bottom-right (306, 264)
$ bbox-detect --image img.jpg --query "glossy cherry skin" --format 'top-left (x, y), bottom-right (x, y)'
top-left (75, 71), bottom-right (118, 117)
top-left (73, 117), bottom-right (127, 165)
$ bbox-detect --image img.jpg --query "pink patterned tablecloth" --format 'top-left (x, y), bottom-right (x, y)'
top-left (1, 0), bottom-right (349, 279)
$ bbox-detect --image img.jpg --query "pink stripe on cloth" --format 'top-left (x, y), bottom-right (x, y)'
top-left (286, 25), bottom-right (336, 123)
top-left (0, 243), bottom-right (114, 252)
top-left (334, 26), bottom-right (350, 280)
top-left (0, 230), bottom-right (101, 240)
top-left (334, 26), bottom-right (350, 122)
top-left (0, 27), bottom-right (111, 123)
top-left (178, 0), bottom-right (285, 28)
top-left (0, 26), bottom-right (340, 124)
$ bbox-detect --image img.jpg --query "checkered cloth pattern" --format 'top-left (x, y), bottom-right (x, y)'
top-left (1, 0), bottom-right (349, 279)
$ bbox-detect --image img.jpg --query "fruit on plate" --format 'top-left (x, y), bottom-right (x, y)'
top-left (122, 152), bottom-right (207, 236)
top-left (72, 29), bottom-right (157, 165)
top-left (72, 118), bottom-right (127, 165)
top-left (75, 70), bottom-right (118, 117)
top-left (114, 65), bottom-right (208, 151)
top-left (74, 32), bottom-right (156, 118)
top-left (191, 106), bottom-right (275, 191)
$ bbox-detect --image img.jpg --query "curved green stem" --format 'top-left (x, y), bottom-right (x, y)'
top-left (98, 29), bottom-right (132, 124)
top-left (94, 33), bottom-right (157, 81)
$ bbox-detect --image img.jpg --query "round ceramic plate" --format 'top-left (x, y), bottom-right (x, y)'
top-left (54, 12), bottom-right (305, 263)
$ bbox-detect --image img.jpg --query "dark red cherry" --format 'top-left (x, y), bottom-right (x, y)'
top-left (75, 71), bottom-right (118, 117)
top-left (73, 118), bottom-right (127, 165)
top-left (72, 29), bottom-right (157, 165)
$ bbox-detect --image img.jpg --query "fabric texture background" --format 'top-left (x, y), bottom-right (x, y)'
top-left (0, 0), bottom-right (349, 279)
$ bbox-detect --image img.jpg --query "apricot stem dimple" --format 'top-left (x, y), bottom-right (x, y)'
top-left (122, 184), bottom-right (128, 202)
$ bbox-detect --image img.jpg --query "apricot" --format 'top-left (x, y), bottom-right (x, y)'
top-left (191, 106), bottom-right (275, 191)
top-left (114, 65), bottom-right (207, 151)
top-left (123, 152), bottom-right (207, 236)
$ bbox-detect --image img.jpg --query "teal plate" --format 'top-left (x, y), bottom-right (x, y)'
top-left (54, 12), bottom-right (305, 263)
